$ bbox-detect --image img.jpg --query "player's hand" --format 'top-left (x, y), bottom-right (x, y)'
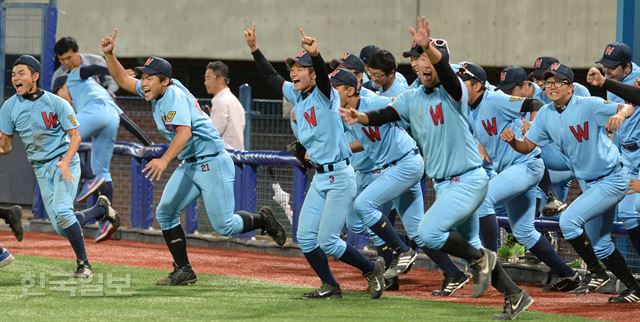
top-left (634, 78), bottom-right (640, 88)
top-left (500, 128), bottom-right (516, 143)
top-left (142, 158), bottom-right (169, 181)
top-left (607, 113), bottom-right (625, 132)
top-left (586, 67), bottom-right (605, 87)
top-left (243, 23), bottom-right (258, 52)
top-left (299, 28), bottom-right (318, 57)
top-left (56, 160), bottom-right (74, 182)
top-left (409, 16), bottom-right (431, 50)
top-left (125, 68), bottom-right (136, 78)
top-left (628, 179), bottom-right (640, 194)
top-left (521, 118), bottom-right (531, 135)
top-left (340, 107), bottom-right (360, 124)
top-left (101, 28), bottom-right (118, 55)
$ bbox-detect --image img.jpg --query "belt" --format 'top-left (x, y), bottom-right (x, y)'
top-left (622, 143), bottom-right (639, 152)
top-left (535, 154), bottom-right (541, 159)
top-left (585, 162), bottom-right (623, 184)
top-left (433, 166), bottom-right (481, 183)
top-left (184, 152), bottom-right (221, 163)
top-left (30, 153), bottom-right (65, 166)
top-left (316, 159), bottom-right (350, 173)
top-left (382, 148), bottom-right (420, 170)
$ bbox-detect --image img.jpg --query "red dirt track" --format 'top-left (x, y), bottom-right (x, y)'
top-left (2, 231), bottom-right (639, 321)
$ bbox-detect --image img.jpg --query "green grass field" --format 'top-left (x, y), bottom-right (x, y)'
top-left (0, 255), bottom-right (592, 321)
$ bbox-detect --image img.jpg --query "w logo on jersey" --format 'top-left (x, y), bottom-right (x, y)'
top-left (361, 126), bottom-right (381, 142)
top-left (604, 46), bottom-right (615, 56)
top-left (569, 122), bottom-right (589, 142)
top-left (429, 103), bottom-right (444, 126)
top-left (41, 112), bottom-right (59, 129)
top-left (303, 107), bottom-right (317, 128)
top-left (482, 117), bottom-right (497, 136)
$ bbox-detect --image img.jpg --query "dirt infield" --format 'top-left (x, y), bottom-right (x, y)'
top-left (2, 231), bottom-right (639, 321)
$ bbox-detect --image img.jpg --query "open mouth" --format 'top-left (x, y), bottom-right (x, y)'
top-left (292, 78), bottom-right (301, 85)
top-left (14, 83), bottom-right (23, 90)
top-left (143, 88), bottom-right (151, 95)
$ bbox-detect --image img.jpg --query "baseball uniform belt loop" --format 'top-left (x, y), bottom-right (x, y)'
top-left (585, 162), bottom-right (623, 184)
top-left (382, 148), bottom-right (420, 170)
top-left (433, 165), bottom-right (481, 184)
top-left (30, 152), bottom-right (65, 166)
top-left (184, 152), bottom-right (221, 163)
top-left (316, 159), bottom-right (350, 173)
top-left (621, 142), bottom-right (639, 152)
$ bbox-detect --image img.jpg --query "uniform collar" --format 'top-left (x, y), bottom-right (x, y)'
top-left (469, 90), bottom-right (487, 111)
top-left (552, 94), bottom-right (575, 114)
top-left (21, 89), bottom-right (44, 101)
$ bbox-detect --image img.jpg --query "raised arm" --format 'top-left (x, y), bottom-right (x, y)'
top-left (100, 28), bottom-right (138, 94)
top-left (587, 67), bottom-right (640, 106)
top-left (244, 23), bottom-right (285, 93)
top-left (299, 28), bottom-right (331, 99)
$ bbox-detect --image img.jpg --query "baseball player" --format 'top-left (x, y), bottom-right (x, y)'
top-left (342, 17), bottom-right (533, 320)
top-left (463, 62), bottom-right (580, 291)
top-left (528, 56), bottom-right (592, 99)
top-left (244, 23), bottom-right (385, 299)
top-left (101, 29), bottom-right (286, 286)
top-left (503, 63), bottom-right (640, 303)
top-left (330, 53), bottom-right (376, 97)
top-left (595, 42), bottom-right (640, 256)
top-left (0, 205), bottom-right (23, 241)
top-left (366, 50), bottom-right (409, 97)
top-left (0, 55), bottom-right (120, 278)
top-left (358, 45), bottom-right (408, 92)
top-left (52, 64), bottom-right (123, 243)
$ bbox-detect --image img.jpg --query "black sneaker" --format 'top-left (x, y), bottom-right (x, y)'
top-left (259, 207), bottom-right (287, 246)
top-left (574, 271), bottom-right (610, 294)
top-left (73, 259), bottom-right (93, 279)
top-left (156, 263), bottom-right (197, 286)
top-left (384, 276), bottom-right (399, 291)
top-left (365, 257), bottom-right (385, 299)
top-left (470, 249), bottom-right (497, 298)
top-left (5, 205), bottom-right (23, 242)
top-left (609, 288), bottom-right (640, 303)
top-left (431, 273), bottom-right (470, 297)
top-left (542, 192), bottom-right (568, 216)
top-left (494, 290), bottom-right (534, 320)
top-left (303, 283), bottom-right (342, 299)
top-left (543, 273), bottom-right (580, 292)
top-left (383, 249), bottom-right (417, 279)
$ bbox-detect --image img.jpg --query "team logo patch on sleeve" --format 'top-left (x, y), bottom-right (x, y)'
top-left (68, 115), bottom-right (78, 126)
top-left (604, 100), bottom-right (613, 104)
top-left (166, 111), bottom-right (176, 122)
top-left (509, 96), bottom-right (524, 102)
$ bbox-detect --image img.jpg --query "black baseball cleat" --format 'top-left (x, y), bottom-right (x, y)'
top-left (384, 276), bottom-right (399, 291)
top-left (73, 259), bottom-right (94, 279)
top-left (5, 205), bottom-right (23, 242)
top-left (383, 248), bottom-right (417, 279)
top-left (574, 271), bottom-right (610, 294)
top-left (303, 283), bottom-right (342, 299)
top-left (543, 273), bottom-right (580, 292)
top-left (259, 207), bottom-right (287, 246)
top-left (470, 249), bottom-right (497, 298)
top-left (156, 263), bottom-right (197, 286)
top-left (608, 288), bottom-right (640, 303)
top-left (432, 273), bottom-right (470, 297)
top-left (494, 290), bottom-right (534, 320)
top-left (365, 257), bottom-right (385, 299)
top-left (542, 192), bottom-right (568, 216)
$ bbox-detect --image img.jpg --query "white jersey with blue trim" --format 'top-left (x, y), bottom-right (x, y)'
top-left (525, 95), bottom-right (621, 181)
top-left (390, 81), bottom-right (482, 179)
top-left (136, 79), bottom-right (224, 160)
top-left (283, 81), bottom-right (351, 165)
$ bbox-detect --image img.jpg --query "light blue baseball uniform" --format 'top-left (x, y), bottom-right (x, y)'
top-left (390, 81), bottom-right (487, 251)
top-left (360, 86), bottom-right (376, 97)
top-left (283, 81), bottom-right (356, 258)
top-left (469, 90), bottom-right (545, 249)
top-left (378, 75), bottom-right (409, 98)
top-left (135, 79), bottom-right (245, 235)
top-left (526, 95), bottom-right (625, 258)
top-left (345, 95), bottom-right (425, 247)
top-left (0, 91), bottom-right (81, 235)
top-left (66, 68), bottom-right (120, 181)
top-left (607, 63), bottom-right (640, 230)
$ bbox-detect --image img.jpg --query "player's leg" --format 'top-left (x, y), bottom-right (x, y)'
top-left (617, 167), bottom-right (640, 254)
top-left (0, 246), bottom-right (14, 268)
top-left (0, 205), bottom-right (23, 241)
top-left (477, 166), bottom-right (499, 251)
top-left (539, 144), bottom-right (570, 215)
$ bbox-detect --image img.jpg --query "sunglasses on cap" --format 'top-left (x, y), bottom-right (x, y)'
top-left (457, 67), bottom-right (484, 87)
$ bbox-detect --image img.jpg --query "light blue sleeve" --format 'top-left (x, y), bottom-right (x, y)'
top-left (282, 81), bottom-right (296, 103)
top-left (495, 93), bottom-right (526, 120)
top-left (524, 109), bottom-right (550, 147)
top-left (135, 80), bottom-right (144, 98)
top-left (0, 101), bottom-right (15, 135)
top-left (56, 97), bottom-right (80, 131)
top-left (389, 91), bottom-right (412, 126)
top-left (573, 83), bottom-right (591, 97)
top-left (589, 97), bottom-right (618, 127)
top-left (163, 89), bottom-right (191, 127)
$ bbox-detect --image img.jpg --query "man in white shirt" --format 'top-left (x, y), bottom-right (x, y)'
top-left (204, 61), bottom-right (246, 150)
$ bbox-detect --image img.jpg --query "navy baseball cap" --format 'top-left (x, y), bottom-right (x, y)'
top-left (529, 56), bottom-right (559, 80)
top-left (285, 51), bottom-right (313, 69)
top-left (13, 55), bottom-right (41, 72)
top-left (497, 66), bottom-right (528, 92)
top-left (458, 62), bottom-right (487, 84)
top-left (135, 56), bottom-right (172, 77)
top-left (542, 63), bottom-right (574, 83)
top-left (596, 42), bottom-right (632, 68)
top-left (402, 41), bottom-right (423, 58)
top-left (52, 75), bottom-right (68, 93)
top-left (359, 45), bottom-right (381, 64)
top-left (330, 53), bottom-right (365, 73)
top-left (330, 68), bottom-right (358, 89)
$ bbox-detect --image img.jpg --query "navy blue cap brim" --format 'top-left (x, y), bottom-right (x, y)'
top-left (134, 66), bottom-right (164, 77)
top-left (497, 81), bottom-right (519, 91)
top-left (596, 57), bottom-right (623, 68)
top-left (285, 57), bottom-right (312, 68)
top-left (542, 70), bottom-right (572, 82)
